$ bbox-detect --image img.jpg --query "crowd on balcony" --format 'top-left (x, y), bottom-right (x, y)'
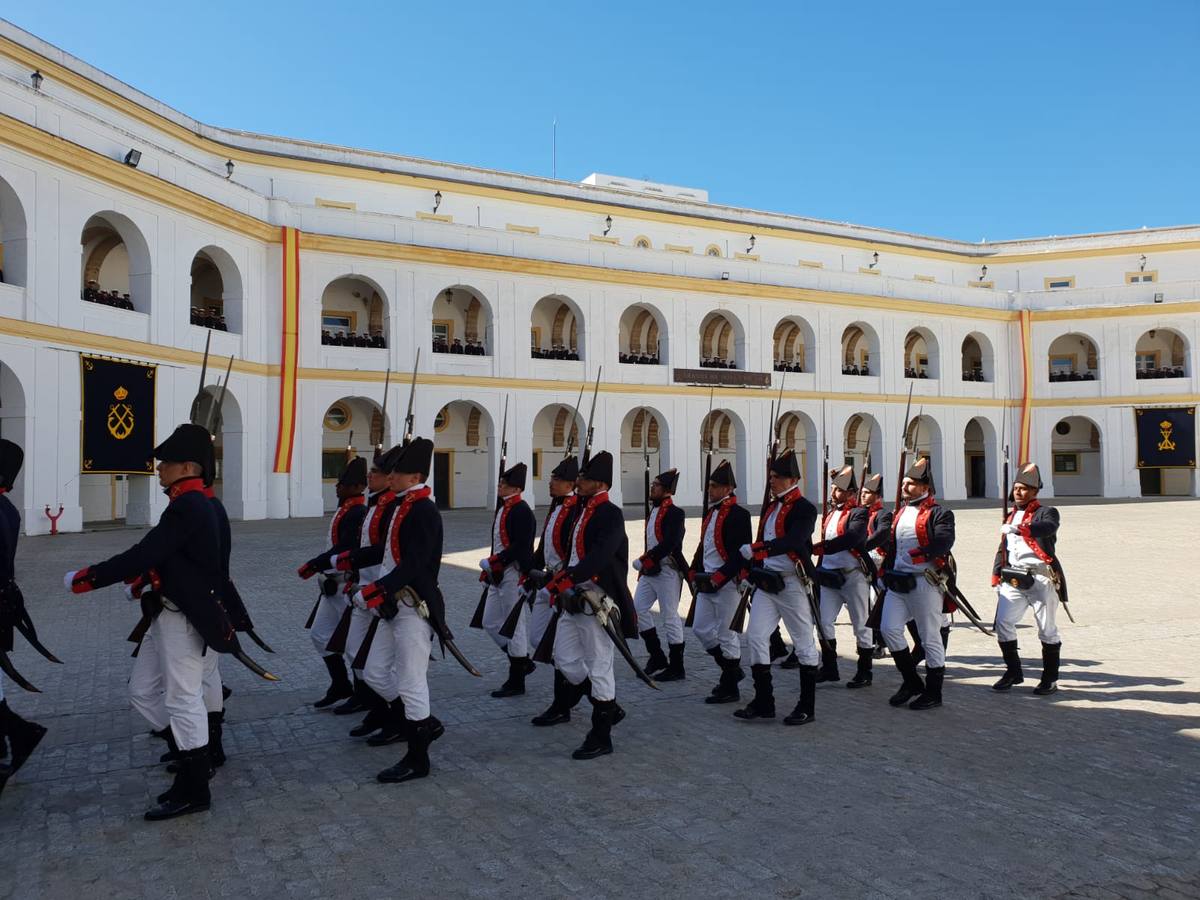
top-left (700, 356), bottom-right (737, 369)
top-left (321, 330), bottom-right (387, 348)
top-left (531, 343), bottom-right (580, 360)
top-left (432, 336), bottom-right (487, 355)
top-left (619, 351), bottom-right (660, 365)
top-left (82, 285), bottom-right (134, 311)
top-left (841, 363), bottom-right (872, 376)
top-left (773, 359), bottom-right (804, 373)
top-left (904, 366), bottom-right (929, 379)
top-left (962, 368), bottom-right (986, 382)
top-left (190, 307), bottom-right (229, 331)
top-left (1048, 369), bottom-right (1097, 382)
top-left (1136, 366), bottom-right (1186, 379)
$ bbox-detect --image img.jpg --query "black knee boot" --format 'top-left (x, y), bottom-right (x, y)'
top-left (531, 670), bottom-right (574, 726)
top-left (910, 666), bottom-right (944, 710)
top-left (0, 701), bottom-right (46, 782)
top-left (940, 625), bottom-right (950, 650)
top-left (907, 622), bottom-right (925, 665)
top-left (367, 698), bottom-right (409, 746)
top-left (146, 747), bottom-right (211, 821)
top-left (377, 717), bottom-right (444, 783)
top-left (350, 686), bottom-right (389, 737)
top-left (491, 654), bottom-right (534, 698)
top-left (1033, 642), bottom-right (1061, 695)
top-left (572, 698), bottom-right (616, 760)
top-left (993, 640), bottom-right (1024, 691)
top-left (334, 675), bottom-right (371, 716)
top-left (704, 648), bottom-right (743, 704)
top-left (846, 647), bottom-right (874, 689)
top-left (769, 627), bottom-right (790, 662)
top-left (734, 664), bottom-right (776, 720)
top-left (641, 628), bottom-right (669, 675)
top-left (888, 648), bottom-right (926, 707)
top-left (656, 643), bottom-right (686, 682)
top-left (315, 654), bottom-right (354, 708)
top-left (160, 729), bottom-right (182, 764)
top-left (815, 638), bottom-right (840, 683)
top-left (783, 665), bottom-right (817, 725)
top-left (207, 711), bottom-right (225, 769)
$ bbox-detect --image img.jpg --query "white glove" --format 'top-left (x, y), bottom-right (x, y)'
top-left (329, 554), bottom-right (340, 571)
top-left (739, 544), bottom-right (754, 560)
top-left (122, 583), bottom-right (136, 602)
top-left (1000, 523), bottom-right (1018, 535)
top-left (479, 558), bottom-right (492, 572)
top-left (63, 570), bottom-right (77, 590)
top-left (632, 559), bottom-right (643, 572)
top-left (536, 588), bottom-right (551, 606)
top-left (352, 591), bottom-right (368, 611)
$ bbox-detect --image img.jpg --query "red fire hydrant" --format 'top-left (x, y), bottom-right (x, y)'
top-left (44, 504), bottom-right (64, 535)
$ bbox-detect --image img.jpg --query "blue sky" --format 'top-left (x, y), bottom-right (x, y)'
top-left (9, 2), bottom-right (1199, 241)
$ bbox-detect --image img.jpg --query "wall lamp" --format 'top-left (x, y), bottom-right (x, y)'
top-left (603, 215), bottom-right (613, 236)
top-left (433, 190), bottom-right (442, 213)
top-left (746, 235), bottom-right (756, 253)
top-left (979, 264), bottom-right (988, 281)
top-left (123, 149), bottom-right (142, 168)
top-left (225, 159), bottom-right (234, 179)
top-left (30, 70), bottom-right (43, 91)
top-left (1139, 254), bottom-right (1147, 272)
top-left (869, 251), bottom-right (879, 269)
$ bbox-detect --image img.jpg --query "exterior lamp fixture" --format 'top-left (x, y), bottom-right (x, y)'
top-left (225, 159), bottom-right (234, 179)
top-left (979, 265), bottom-right (988, 281)
top-left (603, 215), bottom-right (613, 236)
top-left (123, 149), bottom-right (142, 168)
top-left (869, 251), bottom-right (879, 269)
top-left (433, 190), bottom-right (442, 213)
top-left (30, 70), bottom-right (43, 91)
top-left (1139, 254), bottom-right (1147, 272)
top-left (720, 272), bottom-right (731, 281)
top-left (746, 235), bottom-right (756, 253)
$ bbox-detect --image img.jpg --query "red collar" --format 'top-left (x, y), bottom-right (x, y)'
top-left (653, 495), bottom-right (674, 509)
top-left (166, 476), bottom-right (207, 501)
top-left (339, 494), bottom-right (367, 510)
top-left (502, 492), bottom-right (523, 508)
top-left (585, 490), bottom-right (609, 508)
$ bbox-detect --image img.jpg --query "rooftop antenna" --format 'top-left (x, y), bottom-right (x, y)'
top-left (552, 116), bottom-right (557, 180)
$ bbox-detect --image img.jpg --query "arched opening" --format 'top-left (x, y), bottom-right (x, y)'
top-left (430, 401), bottom-right (494, 509)
top-left (532, 403), bottom-right (585, 499)
top-left (431, 286), bottom-right (491, 355)
top-left (841, 322), bottom-right (878, 376)
top-left (961, 333), bottom-right (993, 382)
top-left (320, 276), bottom-right (388, 348)
top-left (0, 361), bottom-right (26, 512)
top-left (963, 416), bottom-right (998, 498)
top-left (699, 311), bottom-right (743, 369)
top-left (80, 211), bottom-right (152, 313)
top-left (531, 295), bottom-right (583, 360)
top-left (1051, 416), bottom-right (1102, 496)
top-left (321, 397), bottom-right (386, 511)
top-left (905, 414), bottom-right (943, 490)
top-left (189, 246), bottom-right (243, 334)
top-left (194, 385), bottom-right (245, 517)
top-left (1048, 333), bottom-right (1099, 382)
top-left (903, 327), bottom-right (938, 379)
top-left (1135, 328), bottom-right (1189, 379)
top-left (619, 406), bottom-right (668, 503)
top-left (773, 316), bottom-right (814, 373)
top-left (0, 175), bottom-right (29, 288)
top-left (778, 410), bottom-right (819, 495)
top-left (618, 303), bottom-right (666, 366)
top-left (843, 412), bottom-right (884, 494)
top-left (700, 408), bottom-right (746, 490)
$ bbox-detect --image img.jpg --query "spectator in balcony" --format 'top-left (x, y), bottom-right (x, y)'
top-left (451, 339), bottom-right (464, 354)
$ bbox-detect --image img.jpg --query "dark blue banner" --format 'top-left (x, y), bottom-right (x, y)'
top-left (80, 355), bottom-right (157, 475)
top-left (1135, 407), bottom-right (1195, 469)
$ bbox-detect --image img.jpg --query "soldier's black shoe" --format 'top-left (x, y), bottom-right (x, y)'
top-left (572, 699), bottom-right (615, 760)
top-left (1033, 642), bottom-right (1061, 695)
top-left (993, 640), bottom-right (1025, 692)
top-left (768, 628), bottom-right (790, 663)
top-left (532, 671), bottom-right (574, 726)
top-left (909, 666), bottom-right (944, 710)
top-left (641, 628), bottom-right (669, 675)
top-left (814, 639), bottom-right (840, 683)
top-left (314, 655), bottom-right (354, 709)
top-left (350, 692), bottom-right (388, 737)
top-left (705, 653), bottom-right (743, 704)
top-left (780, 651), bottom-right (800, 670)
top-left (656, 643), bottom-right (686, 682)
top-left (377, 718), bottom-right (441, 783)
top-left (491, 655), bottom-right (534, 698)
top-left (782, 664), bottom-right (817, 725)
top-left (334, 679), bottom-right (371, 715)
top-left (734, 665), bottom-right (775, 720)
top-left (146, 749), bottom-right (211, 821)
top-left (846, 647), bottom-right (874, 689)
top-left (0, 702), bottom-right (46, 783)
top-left (888, 648), bottom-right (925, 707)
top-left (367, 699), bottom-right (409, 746)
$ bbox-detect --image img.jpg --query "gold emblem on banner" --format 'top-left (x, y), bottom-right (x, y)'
top-left (1158, 419), bottom-right (1176, 452)
top-left (107, 385), bottom-right (135, 440)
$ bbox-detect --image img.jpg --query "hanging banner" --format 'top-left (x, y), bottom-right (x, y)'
top-left (80, 355), bottom-right (157, 475)
top-left (1135, 406), bottom-right (1195, 469)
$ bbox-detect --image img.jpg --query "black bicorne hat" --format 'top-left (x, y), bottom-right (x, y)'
top-left (154, 424), bottom-right (213, 477)
top-left (904, 457), bottom-right (933, 488)
top-left (0, 438), bottom-right (24, 491)
top-left (830, 464), bottom-right (857, 492)
top-left (861, 472), bottom-right (883, 494)
top-left (501, 462), bottom-right (528, 490)
top-left (551, 456), bottom-right (579, 482)
top-left (709, 459), bottom-right (736, 488)
top-left (339, 456), bottom-right (368, 487)
top-left (655, 468), bottom-right (680, 493)
top-left (391, 437), bottom-right (435, 479)
top-left (1013, 462), bottom-right (1043, 490)
top-left (771, 450), bottom-right (801, 479)
top-left (579, 451), bottom-right (613, 486)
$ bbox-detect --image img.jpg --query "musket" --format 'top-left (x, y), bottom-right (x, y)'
top-left (642, 422), bottom-right (651, 553)
top-left (684, 388), bottom-right (716, 627)
top-left (580, 367), bottom-right (602, 467)
top-left (564, 384), bottom-right (585, 459)
top-left (1001, 406), bottom-right (1011, 522)
top-left (376, 367), bottom-right (391, 451)
top-left (820, 399), bottom-right (829, 518)
top-left (863, 417), bottom-right (875, 485)
top-left (894, 384), bottom-right (916, 515)
top-left (204, 354), bottom-right (234, 435)
top-left (188, 329), bottom-right (212, 426)
top-left (402, 349), bottom-right (420, 446)
top-left (470, 394), bottom-right (509, 630)
top-left (345, 430), bottom-right (355, 464)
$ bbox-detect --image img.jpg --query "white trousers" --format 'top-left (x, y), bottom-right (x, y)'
top-left (482, 567), bottom-right (529, 657)
top-left (881, 578), bottom-right (946, 669)
top-left (528, 590), bottom-right (554, 652)
top-left (691, 581), bottom-right (741, 659)
top-left (343, 604), bottom-right (374, 671)
top-left (995, 578), bottom-right (1061, 644)
top-left (818, 568), bottom-right (873, 649)
top-left (747, 573), bottom-right (819, 666)
top-left (633, 568), bottom-right (685, 644)
top-left (131, 607), bottom-right (208, 751)
top-left (311, 591), bottom-right (348, 658)
top-left (361, 604), bottom-right (434, 721)
top-left (202, 649), bottom-right (223, 714)
top-left (553, 610), bottom-right (615, 701)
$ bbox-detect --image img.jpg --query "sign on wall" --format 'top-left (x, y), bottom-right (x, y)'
top-left (1134, 406), bottom-right (1195, 469)
top-left (80, 355), bottom-right (157, 475)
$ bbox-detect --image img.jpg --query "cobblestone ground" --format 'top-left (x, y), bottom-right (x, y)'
top-left (1, 500), bottom-right (1198, 900)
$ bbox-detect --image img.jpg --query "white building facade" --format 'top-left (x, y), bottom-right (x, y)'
top-left (0, 20), bottom-right (1196, 534)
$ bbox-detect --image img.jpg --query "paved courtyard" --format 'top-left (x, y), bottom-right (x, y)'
top-left (1, 499), bottom-right (1198, 899)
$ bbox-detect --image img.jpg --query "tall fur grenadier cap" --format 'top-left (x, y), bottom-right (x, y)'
top-left (709, 459), bottom-right (736, 488)
top-left (551, 456), bottom-right (579, 482)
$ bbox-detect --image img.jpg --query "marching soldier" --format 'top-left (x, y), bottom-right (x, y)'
top-left (878, 458), bottom-right (955, 711)
top-left (631, 468), bottom-right (687, 681)
top-left (479, 463), bottom-right (536, 698)
top-left (297, 456), bottom-right (368, 709)
top-left (0, 439), bottom-right (47, 799)
top-left (329, 450), bottom-right (399, 738)
top-left (687, 460), bottom-right (751, 705)
top-left (354, 438), bottom-right (446, 783)
top-left (813, 465), bottom-right (875, 688)
top-left (542, 452), bottom-right (637, 759)
top-left (528, 456), bottom-right (585, 727)
top-left (860, 471), bottom-right (892, 660)
top-left (733, 450), bottom-right (820, 726)
top-left (65, 424), bottom-right (238, 820)
top-left (991, 463), bottom-right (1066, 696)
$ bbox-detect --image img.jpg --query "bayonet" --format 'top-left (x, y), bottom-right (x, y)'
top-left (206, 354), bottom-right (234, 435)
top-left (377, 367), bottom-right (391, 451)
top-left (581, 368), bottom-right (602, 467)
top-left (564, 384), bottom-right (585, 458)
top-left (188, 329), bottom-right (213, 426)
top-left (403, 349), bottom-right (421, 446)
